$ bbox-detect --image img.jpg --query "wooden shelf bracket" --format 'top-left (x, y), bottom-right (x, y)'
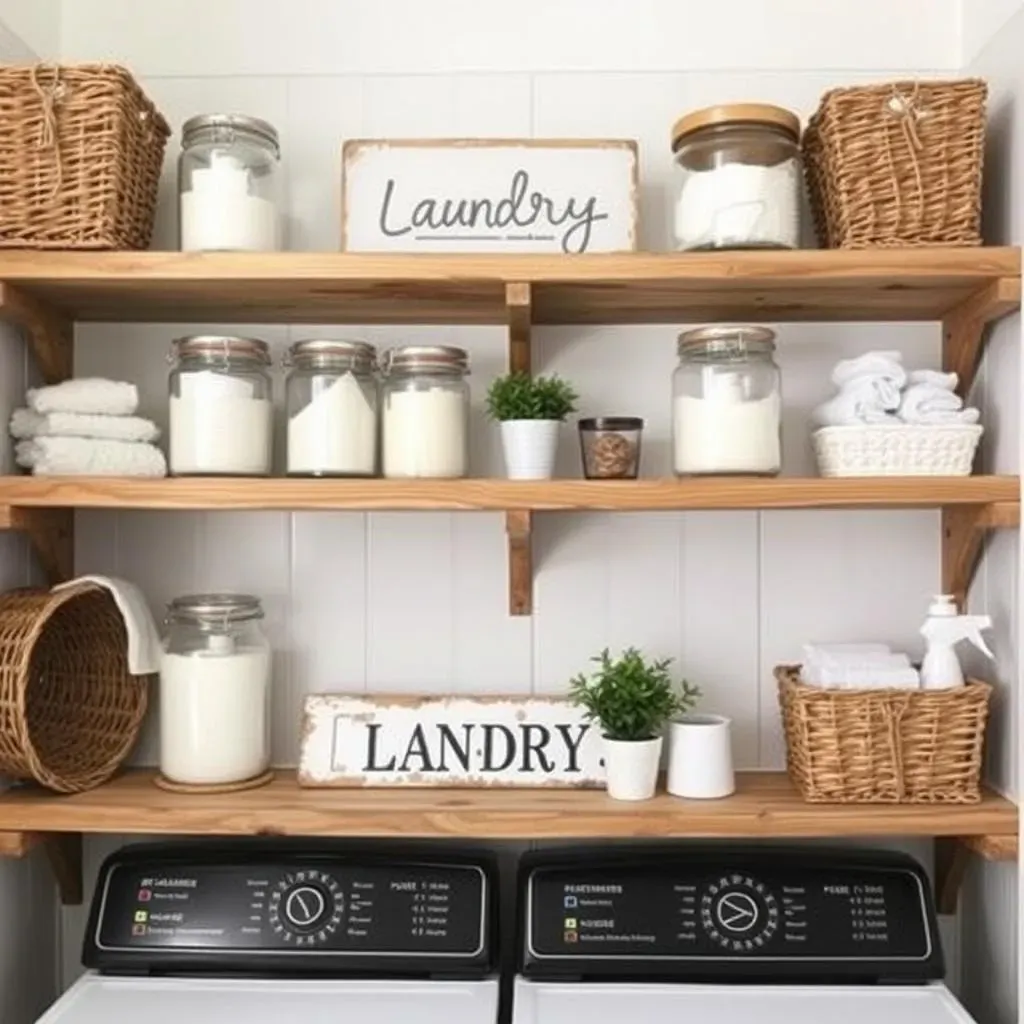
top-left (0, 505), bottom-right (74, 583)
top-left (0, 831), bottom-right (83, 905)
top-left (942, 501), bottom-right (1019, 608)
top-left (0, 282), bottom-right (72, 385)
top-left (506, 281), bottom-right (532, 376)
top-left (934, 834), bottom-right (1018, 914)
top-left (943, 277), bottom-right (1021, 397)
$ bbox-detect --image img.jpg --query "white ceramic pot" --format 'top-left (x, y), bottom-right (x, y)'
top-left (500, 419), bottom-right (560, 479)
top-left (667, 714), bottom-right (735, 799)
top-left (602, 735), bottom-right (663, 801)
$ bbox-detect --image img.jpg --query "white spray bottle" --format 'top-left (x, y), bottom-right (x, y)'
top-left (919, 595), bottom-right (994, 689)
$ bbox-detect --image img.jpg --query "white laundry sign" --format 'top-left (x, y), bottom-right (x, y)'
top-left (341, 139), bottom-right (638, 254)
top-left (299, 694), bottom-right (604, 787)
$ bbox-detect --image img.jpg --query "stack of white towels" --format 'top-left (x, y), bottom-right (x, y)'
top-left (10, 379), bottom-right (166, 477)
top-left (814, 350), bottom-right (981, 427)
top-left (801, 643), bottom-right (920, 690)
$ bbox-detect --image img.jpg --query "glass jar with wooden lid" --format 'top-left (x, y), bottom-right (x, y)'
top-left (671, 103), bottom-right (801, 251)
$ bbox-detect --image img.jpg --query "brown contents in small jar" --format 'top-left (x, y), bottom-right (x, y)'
top-left (590, 432), bottom-right (636, 477)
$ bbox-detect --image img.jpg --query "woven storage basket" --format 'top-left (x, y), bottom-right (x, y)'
top-left (0, 583), bottom-right (149, 793)
top-left (776, 666), bottom-right (990, 803)
top-left (803, 79), bottom-right (987, 248)
top-left (0, 64), bottom-right (169, 249)
top-left (814, 424), bottom-right (983, 477)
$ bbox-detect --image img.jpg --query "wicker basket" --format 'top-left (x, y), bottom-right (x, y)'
top-left (803, 79), bottom-right (987, 248)
top-left (0, 583), bottom-right (149, 793)
top-left (0, 64), bottom-right (169, 250)
top-left (776, 666), bottom-right (990, 803)
top-left (814, 424), bottom-right (983, 477)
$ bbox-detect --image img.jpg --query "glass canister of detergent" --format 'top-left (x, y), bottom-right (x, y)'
top-left (672, 325), bottom-right (781, 476)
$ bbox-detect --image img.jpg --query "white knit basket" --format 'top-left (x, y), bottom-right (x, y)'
top-left (813, 424), bottom-right (984, 477)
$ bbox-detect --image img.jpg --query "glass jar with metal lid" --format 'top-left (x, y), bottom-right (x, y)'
top-left (178, 113), bottom-right (282, 252)
top-left (671, 104), bottom-right (801, 251)
top-left (285, 339), bottom-right (378, 477)
top-left (159, 594), bottom-right (272, 789)
top-left (168, 335), bottom-right (274, 477)
top-left (380, 345), bottom-right (470, 478)
top-left (672, 325), bottom-right (781, 476)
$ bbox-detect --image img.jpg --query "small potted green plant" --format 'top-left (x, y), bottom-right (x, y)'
top-left (485, 372), bottom-right (578, 479)
top-left (569, 647), bottom-right (700, 800)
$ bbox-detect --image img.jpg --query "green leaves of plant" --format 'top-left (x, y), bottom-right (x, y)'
top-left (485, 372), bottom-right (579, 422)
top-left (568, 647), bottom-right (701, 742)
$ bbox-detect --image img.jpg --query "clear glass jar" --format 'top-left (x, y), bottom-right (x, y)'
top-left (578, 417), bottom-right (644, 479)
top-left (286, 339), bottom-right (378, 477)
top-left (178, 114), bottom-right (282, 252)
top-left (673, 325), bottom-right (782, 476)
top-left (168, 335), bottom-right (274, 477)
top-left (159, 594), bottom-right (271, 787)
top-left (380, 346), bottom-right (470, 478)
top-left (671, 104), bottom-right (801, 251)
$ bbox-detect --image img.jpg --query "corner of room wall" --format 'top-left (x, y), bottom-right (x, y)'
top-left (0, 0), bottom-right (60, 60)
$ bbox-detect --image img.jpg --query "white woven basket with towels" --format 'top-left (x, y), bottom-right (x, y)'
top-left (814, 424), bottom-right (984, 477)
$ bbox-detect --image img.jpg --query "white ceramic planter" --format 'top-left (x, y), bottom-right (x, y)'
top-left (667, 714), bottom-right (735, 799)
top-left (500, 419), bottom-right (560, 479)
top-left (602, 735), bottom-right (663, 801)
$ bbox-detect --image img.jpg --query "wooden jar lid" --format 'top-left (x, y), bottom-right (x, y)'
top-left (671, 103), bottom-right (801, 149)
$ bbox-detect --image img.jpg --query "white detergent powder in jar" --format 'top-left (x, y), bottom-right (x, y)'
top-left (168, 335), bottom-right (274, 476)
top-left (672, 325), bottom-right (782, 476)
top-left (380, 345), bottom-right (470, 478)
top-left (159, 594), bottom-right (271, 788)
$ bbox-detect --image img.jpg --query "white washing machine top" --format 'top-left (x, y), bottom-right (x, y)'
top-left (39, 974), bottom-right (499, 1024)
top-left (39, 842), bottom-right (499, 1024)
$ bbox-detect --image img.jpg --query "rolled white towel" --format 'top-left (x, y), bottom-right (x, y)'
top-left (27, 378), bottom-right (138, 417)
top-left (10, 408), bottom-right (160, 443)
top-left (16, 437), bottom-right (166, 477)
top-left (814, 378), bottom-right (901, 426)
top-left (898, 384), bottom-right (981, 425)
top-left (908, 369), bottom-right (959, 390)
top-left (831, 350), bottom-right (907, 390)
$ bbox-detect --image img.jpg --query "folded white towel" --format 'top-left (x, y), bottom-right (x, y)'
top-left (27, 378), bottom-right (138, 417)
top-left (10, 408), bottom-right (160, 443)
top-left (831, 350), bottom-right (907, 390)
top-left (814, 378), bottom-right (901, 426)
top-left (53, 576), bottom-right (161, 675)
top-left (908, 369), bottom-right (959, 391)
top-left (898, 384), bottom-right (981, 425)
top-left (16, 437), bottom-right (166, 477)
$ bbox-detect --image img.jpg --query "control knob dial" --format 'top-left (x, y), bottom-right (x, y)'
top-left (700, 875), bottom-right (779, 952)
top-left (269, 870), bottom-right (344, 946)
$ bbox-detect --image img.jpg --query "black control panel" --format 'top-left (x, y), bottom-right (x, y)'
top-left (84, 843), bottom-right (495, 977)
top-left (519, 847), bottom-right (944, 983)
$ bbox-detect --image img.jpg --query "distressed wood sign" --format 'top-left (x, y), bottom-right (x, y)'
top-left (341, 139), bottom-right (638, 254)
top-left (299, 694), bottom-right (604, 788)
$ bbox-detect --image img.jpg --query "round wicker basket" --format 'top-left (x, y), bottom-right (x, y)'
top-left (0, 583), bottom-right (150, 793)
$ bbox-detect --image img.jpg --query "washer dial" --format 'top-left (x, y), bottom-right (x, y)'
top-left (269, 869), bottom-right (344, 947)
top-left (700, 874), bottom-right (779, 952)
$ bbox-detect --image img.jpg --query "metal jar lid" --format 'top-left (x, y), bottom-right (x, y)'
top-left (678, 325), bottom-right (776, 357)
top-left (167, 593), bottom-right (264, 625)
top-left (578, 417), bottom-right (645, 431)
top-left (285, 339), bottom-right (377, 373)
top-left (380, 345), bottom-right (470, 376)
top-left (171, 335), bottom-right (272, 366)
top-left (671, 103), bottom-right (800, 150)
top-left (181, 113), bottom-right (280, 155)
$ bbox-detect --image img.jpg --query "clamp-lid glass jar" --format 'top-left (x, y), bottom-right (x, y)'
top-left (286, 339), bottom-right (378, 477)
top-left (169, 335), bottom-right (274, 477)
top-left (159, 593), bottom-right (271, 788)
top-left (380, 345), bottom-right (470, 479)
top-left (673, 325), bottom-right (781, 476)
top-left (671, 104), bottom-right (801, 251)
top-left (179, 114), bottom-right (282, 252)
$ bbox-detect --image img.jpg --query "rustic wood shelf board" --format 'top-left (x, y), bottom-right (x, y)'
top-left (0, 475), bottom-right (1017, 513)
top-left (0, 770), bottom-right (1014, 841)
top-left (0, 249), bottom-right (1017, 324)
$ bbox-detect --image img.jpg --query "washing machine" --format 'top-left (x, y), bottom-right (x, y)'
top-left (36, 841), bottom-right (500, 1024)
top-left (513, 846), bottom-right (978, 1024)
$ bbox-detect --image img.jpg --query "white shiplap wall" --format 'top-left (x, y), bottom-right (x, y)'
top-left (40, 0), bottom-right (1012, 1011)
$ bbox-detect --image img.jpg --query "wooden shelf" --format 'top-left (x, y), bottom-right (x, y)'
top-left (0, 248), bottom-right (1017, 324)
top-left (0, 475), bottom-right (1017, 512)
top-left (0, 770), bottom-right (1014, 906)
